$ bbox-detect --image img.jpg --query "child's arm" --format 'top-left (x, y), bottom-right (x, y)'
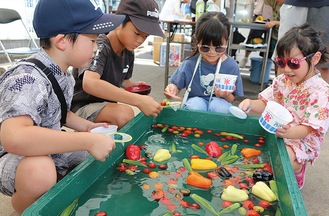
top-left (276, 124), bottom-right (313, 139)
top-left (238, 98), bottom-right (267, 114)
top-left (1, 116), bottom-right (115, 162)
top-left (164, 83), bottom-right (181, 100)
top-left (64, 111), bottom-right (108, 132)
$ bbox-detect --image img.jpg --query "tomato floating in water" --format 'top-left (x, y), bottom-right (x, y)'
top-left (142, 168), bottom-right (151, 174)
top-left (259, 200), bottom-right (271, 208)
top-left (180, 200), bottom-right (189, 208)
top-left (243, 200), bottom-right (254, 209)
top-left (94, 211), bottom-right (107, 216)
top-left (189, 203), bottom-right (200, 210)
top-left (158, 164), bottom-right (167, 170)
top-left (151, 189), bottom-right (166, 201)
top-left (159, 197), bottom-right (171, 206)
top-left (148, 163), bottom-right (156, 169)
top-left (172, 212), bottom-right (182, 216)
top-left (207, 171), bottom-right (219, 179)
top-left (246, 209), bottom-right (260, 216)
top-left (222, 200), bottom-right (232, 208)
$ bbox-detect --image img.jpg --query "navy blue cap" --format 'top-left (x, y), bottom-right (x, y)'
top-left (33, 0), bottom-right (125, 38)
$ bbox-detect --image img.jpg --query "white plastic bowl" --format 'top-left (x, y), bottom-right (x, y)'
top-left (259, 101), bottom-right (293, 134)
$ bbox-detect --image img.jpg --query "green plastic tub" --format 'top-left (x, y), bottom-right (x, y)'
top-left (23, 108), bottom-right (307, 216)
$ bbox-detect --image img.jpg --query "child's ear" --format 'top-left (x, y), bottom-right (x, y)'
top-left (312, 51), bottom-right (322, 65)
top-left (53, 34), bottom-right (66, 51)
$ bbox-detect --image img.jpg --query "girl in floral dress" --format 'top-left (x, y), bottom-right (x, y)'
top-left (238, 23), bottom-right (329, 189)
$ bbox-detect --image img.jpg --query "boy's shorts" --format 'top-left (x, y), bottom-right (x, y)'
top-left (0, 151), bottom-right (89, 196)
top-left (75, 102), bottom-right (109, 122)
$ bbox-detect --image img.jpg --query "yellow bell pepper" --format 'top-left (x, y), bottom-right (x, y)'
top-left (251, 181), bottom-right (277, 202)
top-left (221, 185), bottom-right (248, 202)
top-left (153, 149), bottom-right (171, 162)
top-left (191, 158), bottom-right (217, 170)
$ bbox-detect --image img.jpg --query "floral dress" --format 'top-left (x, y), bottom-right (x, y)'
top-left (259, 73), bottom-right (329, 164)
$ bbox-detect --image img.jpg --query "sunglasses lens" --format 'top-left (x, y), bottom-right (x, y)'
top-left (274, 58), bottom-right (285, 68)
top-left (287, 59), bottom-right (300, 69)
top-left (215, 46), bottom-right (226, 53)
top-left (199, 46), bottom-right (210, 52)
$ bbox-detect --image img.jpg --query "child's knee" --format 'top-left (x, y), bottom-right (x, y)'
top-left (209, 98), bottom-right (231, 113)
top-left (183, 97), bottom-right (208, 111)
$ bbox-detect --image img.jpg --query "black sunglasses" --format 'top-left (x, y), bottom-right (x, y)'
top-left (274, 53), bottom-right (315, 70)
top-left (198, 44), bottom-right (227, 54)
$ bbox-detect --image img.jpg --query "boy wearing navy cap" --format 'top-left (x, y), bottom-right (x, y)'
top-left (0, 0), bottom-right (124, 213)
top-left (71, 0), bottom-right (164, 128)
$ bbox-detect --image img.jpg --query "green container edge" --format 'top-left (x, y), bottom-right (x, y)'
top-left (23, 108), bottom-right (307, 216)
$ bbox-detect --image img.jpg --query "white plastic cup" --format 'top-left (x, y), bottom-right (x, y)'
top-left (259, 101), bottom-right (293, 134)
top-left (90, 125), bottom-right (118, 135)
top-left (215, 74), bottom-right (237, 93)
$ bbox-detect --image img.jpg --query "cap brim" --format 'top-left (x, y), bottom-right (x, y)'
top-left (130, 17), bottom-right (164, 37)
top-left (81, 14), bottom-right (125, 34)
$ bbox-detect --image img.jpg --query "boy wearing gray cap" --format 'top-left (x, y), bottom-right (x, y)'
top-left (0, 0), bottom-right (124, 213)
top-left (72, 0), bottom-right (164, 128)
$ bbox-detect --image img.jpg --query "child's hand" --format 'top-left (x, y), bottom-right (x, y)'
top-left (214, 87), bottom-right (234, 98)
top-left (238, 99), bottom-right (252, 114)
top-left (164, 83), bottom-right (180, 100)
top-left (276, 124), bottom-right (291, 138)
top-left (87, 122), bottom-right (109, 132)
top-left (88, 133), bottom-right (116, 162)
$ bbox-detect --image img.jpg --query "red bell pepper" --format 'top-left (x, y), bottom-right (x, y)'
top-left (205, 141), bottom-right (222, 157)
top-left (125, 144), bottom-right (141, 160)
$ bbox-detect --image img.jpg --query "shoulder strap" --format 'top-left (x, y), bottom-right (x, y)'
top-left (24, 58), bottom-right (67, 125)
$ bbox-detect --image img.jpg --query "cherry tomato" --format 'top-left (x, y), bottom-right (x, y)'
top-left (168, 128), bottom-right (174, 133)
top-left (189, 203), bottom-right (200, 210)
top-left (139, 157), bottom-right (147, 162)
top-left (151, 189), bottom-right (166, 201)
top-left (139, 145), bottom-right (147, 150)
top-left (243, 139), bottom-right (249, 143)
top-left (214, 132), bottom-right (221, 137)
top-left (222, 200), bottom-right (232, 208)
top-left (171, 126), bottom-right (179, 130)
top-left (167, 203), bottom-right (177, 211)
top-left (226, 135), bottom-right (233, 140)
top-left (172, 212), bottom-right (182, 216)
top-left (174, 171), bottom-right (183, 178)
top-left (142, 168), bottom-right (151, 174)
top-left (160, 101), bottom-right (166, 106)
top-left (243, 200), bottom-right (254, 210)
top-left (252, 158), bottom-right (260, 164)
top-left (167, 178), bottom-right (178, 184)
top-left (127, 165), bottom-right (138, 172)
top-left (194, 130), bottom-right (204, 135)
top-left (94, 211), bottom-right (107, 216)
top-left (117, 163), bottom-right (127, 168)
top-left (254, 143), bottom-right (261, 148)
top-left (258, 200), bottom-right (270, 208)
top-left (180, 133), bottom-right (188, 137)
top-left (117, 166), bottom-right (127, 172)
top-left (245, 177), bottom-right (254, 183)
top-left (258, 139), bottom-right (265, 144)
top-left (207, 171), bottom-right (219, 179)
top-left (148, 163), bottom-right (157, 169)
top-left (158, 164), bottom-right (167, 170)
top-left (183, 130), bottom-right (192, 135)
top-left (238, 182), bottom-right (248, 189)
top-left (220, 137), bottom-right (227, 141)
top-left (159, 197), bottom-right (171, 206)
top-left (178, 166), bottom-right (187, 172)
top-left (190, 155), bottom-right (200, 160)
top-left (180, 200), bottom-right (189, 208)
top-left (206, 129), bottom-right (213, 134)
top-left (246, 209), bottom-right (260, 216)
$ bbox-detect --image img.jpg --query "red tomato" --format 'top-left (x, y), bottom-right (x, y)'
top-left (159, 197), bottom-right (171, 206)
top-left (180, 200), bottom-right (189, 208)
top-left (194, 130), bottom-right (204, 135)
top-left (183, 130), bottom-right (192, 135)
top-left (117, 166), bottom-right (127, 172)
top-left (245, 177), bottom-right (254, 183)
top-left (226, 135), bottom-right (233, 140)
top-left (189, 203), bottom-right (200, 210)
top-left (190, 155), bottom-right (201, 160)
top-left (139, 157), bottom-right (147, 162)
top-left (259, 200), bottom-right (271, 208)
top-left (94, 211), bottom-right (107, 216)
top-left (139, 145), bottom-right (147, 150)
top-left (168, 128), bottom-right (174, 133)
top-left (142, 168), bottom-right (151, 174)
top-left (127, 165), bottom-right (138, 172)
top-left (258, 139), bottom-right (265, 144)
top-left (246, 209), bottom-right (260, 216)
top-left (160, 101), bottom-right (166, 106)
top-left (171, 126), bottom-right (179, 130)
top-left (243, 200), bottom-right (254, 209)
top-left (207, 171), bottom-right (219, 179)
top-left (206, 129), bottom-right (213, 134)
top-left (243, 139), bottom-right (249, 143)
top-left (167, 203), bottom-right (176, 211)
top-left (252, 158), bottom-right (260, 164)
top-left (167, 187), bottom-right (177, 194)
top-left (254, 143), bottom-right (261, 148)
top-left (220, 137), bottom-right (227, 141)
top-left (178, 166), bottom-right (187, 172)
top-left (174, 171), bottom-right (182, 178)
top-left (148, 163), bottom-right (157, 169)
top-left (167, 178), bottom-right (178, 184)
top-left (238, 182), bottom-right (248, 189)
top-left (180, 133), bottom-right (188, 137)
top-left (151, 189), bottom-right (166, 201)
top-left (172, 212), bottom-right (182, 216)
top-left (214, 132), bottom-right (221, 137)
top-left (222, 200), bottom-right (232, 208)
top-left (158, 164), bottom-right (167, 170)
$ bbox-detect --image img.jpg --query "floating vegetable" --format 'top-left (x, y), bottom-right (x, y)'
top-left (221, 185), bottom-right (249, 202)
top-left (220, 132), bottom-right (243, 139)
top-left (125, 144), bottom-right (141, 160)
top-left (153, 149), bottom-right (171, 162)
top-left (191, 144), bottom-right (208, 155)
top-left (241, 148), bottom-right (262, 158)
top-left (251, 181), bottom-right (277, 202)
top-left (186, 171), bottom-right (212, 189)
top-left (122, 159), bottom-right (147, 167)
top-left (253, 170), bottom-right (273, 182)
top-left (217, 167), bottom-right (232, 179)
top-left (218, 203), bottom-right (241, 214)
top-left (191, 158), bottom-right (217, 170)
top-left (190, 194), bottom-right (218, 216)
top-left (220, 155), bottom-right (239, 165)
top-left (205, 141), bottom-right (222, 157)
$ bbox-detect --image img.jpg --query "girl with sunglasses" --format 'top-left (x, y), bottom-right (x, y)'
top-left (164, 12), bottom-right (243, 113)
top-left (238, 24), bottom-right (329, 189)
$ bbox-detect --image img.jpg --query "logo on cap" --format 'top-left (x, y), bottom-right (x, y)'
top-left (147, 8), bottom-right (159, 19)
top-left (90, 0), bottom-right (101, 10)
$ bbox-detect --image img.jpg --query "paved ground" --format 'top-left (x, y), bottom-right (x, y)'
top-left (1, 42), bottom-right (329, 216)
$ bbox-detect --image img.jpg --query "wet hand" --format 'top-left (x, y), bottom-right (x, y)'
top-left (138, 96), bottom-right (162, 117)
top-left (89, 134), bottom-right (116, 162)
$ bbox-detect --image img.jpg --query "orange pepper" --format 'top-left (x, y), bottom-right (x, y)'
top-left (186, 171), bottom-right (212, 189)
top-left (241, 148), bottom-right (261, 158)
